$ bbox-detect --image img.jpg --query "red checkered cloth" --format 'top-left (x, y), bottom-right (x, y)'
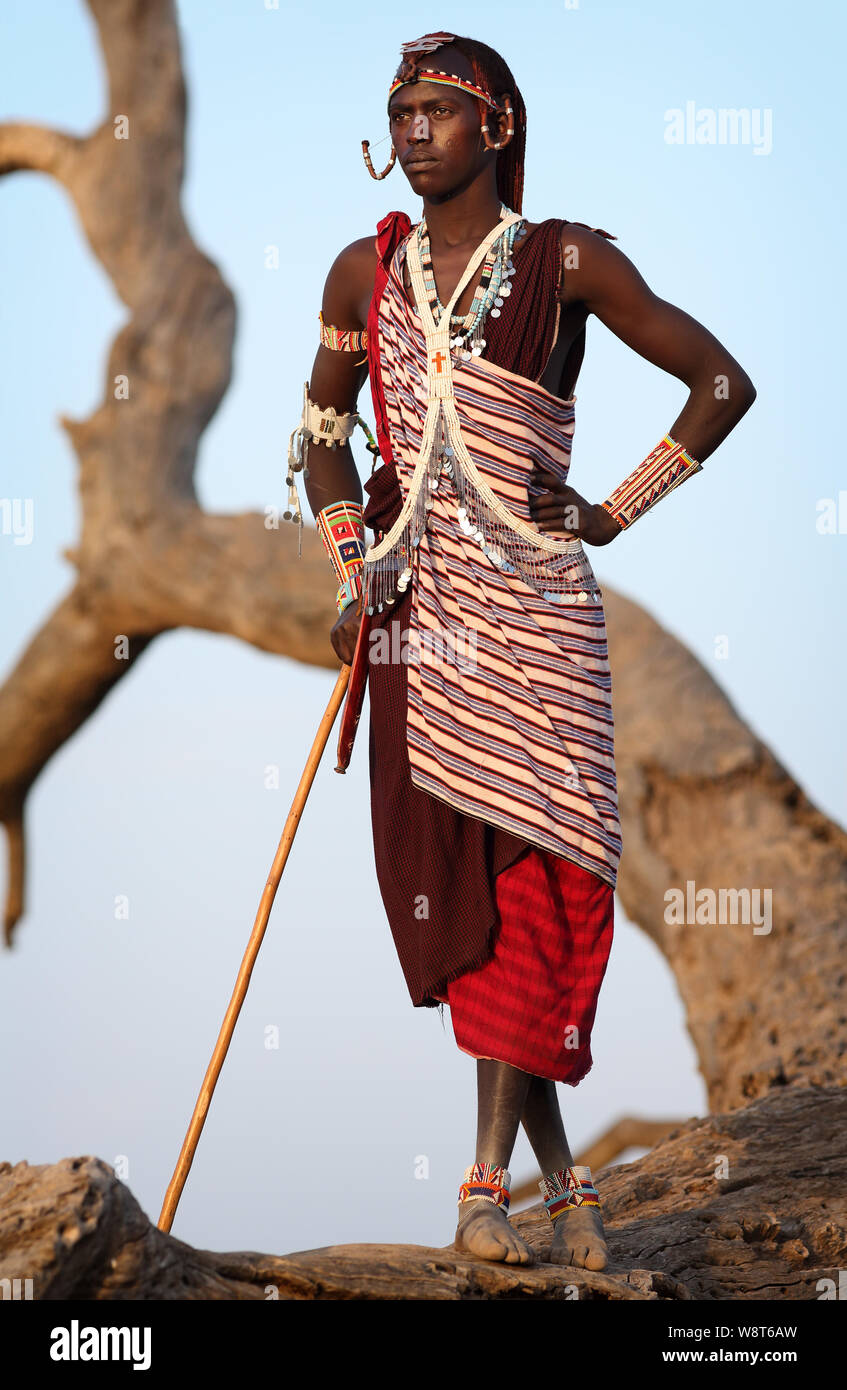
top-left (434, 847), bottom-right (614, 1084)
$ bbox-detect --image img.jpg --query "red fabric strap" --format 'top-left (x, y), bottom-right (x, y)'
top-left (366, 211), bottom-right (413, 467)
top-left (335, 211), bottom-right (412, 774)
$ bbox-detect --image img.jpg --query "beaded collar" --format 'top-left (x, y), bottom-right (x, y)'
top-left (413, 206), bottom-right (527, 360)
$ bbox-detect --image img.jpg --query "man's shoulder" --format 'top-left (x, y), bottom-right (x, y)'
top-left (326, 214), bottom-right (415, 293)
top-left (525, 218), bottom-right (619, 271)
top-left (560, 219), bottom-right (619, 250)
top-left (330, 234), bottom-right (379, 273)
top-left (556, 220), bottom-right (622, 299)
top-left (323, 235), bottom-right (380, 308)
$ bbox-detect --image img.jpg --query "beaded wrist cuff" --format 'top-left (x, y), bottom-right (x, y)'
top-left (538, 1165), bottom-right (600, 1221)
top-left (600, 434), bottom-right (702, 529)
top-left (458, 1162), bottom-right (511, 1212)
top-left (336, 571), bottom-right (363, 616)
top-left (316, 500), bottom-right (366, 615)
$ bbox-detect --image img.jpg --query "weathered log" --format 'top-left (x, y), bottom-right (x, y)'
top-left (2, 1087), bottom-right (843, 1300)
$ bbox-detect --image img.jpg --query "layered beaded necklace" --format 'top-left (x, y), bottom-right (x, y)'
top-left (363, 210), bottom-right (599, 615)
top-left (415, 203), bottom-right (526, 361)
top-left (385, 210), bottom-right (526, 599)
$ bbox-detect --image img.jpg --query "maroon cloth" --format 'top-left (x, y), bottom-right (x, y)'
top-left (367, 582), bottom-right (532, 1006)
top-left (365, 219), bottom-right (590, 1009)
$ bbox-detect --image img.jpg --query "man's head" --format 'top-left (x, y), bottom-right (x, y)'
top-left (385, 34), bottom-right (526, 211)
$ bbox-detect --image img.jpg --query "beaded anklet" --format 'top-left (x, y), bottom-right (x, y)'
top-left (538, 1165), bottom-right (601, 1223)
top-left (458, 1162), bottom-right (512, 1213)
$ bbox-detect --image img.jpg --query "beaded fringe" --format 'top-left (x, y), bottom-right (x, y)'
top-left (363, 399), bottom-right (601, 616)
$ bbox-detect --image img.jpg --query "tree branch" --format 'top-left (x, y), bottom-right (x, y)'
top-left (0, 123), bottom-right (81, 179)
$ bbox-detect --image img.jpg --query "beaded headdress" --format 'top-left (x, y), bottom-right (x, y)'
top-left (384, 32), bottom-right (527, 213)
top-left (387, 31), bottom-right (499, 110)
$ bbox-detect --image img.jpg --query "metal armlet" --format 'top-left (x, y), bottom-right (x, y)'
top-left (285, 382), bottom-right (380, 557)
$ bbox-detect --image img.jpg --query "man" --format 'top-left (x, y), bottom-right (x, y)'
top-left (289, 32), bottom-right (755, 1270)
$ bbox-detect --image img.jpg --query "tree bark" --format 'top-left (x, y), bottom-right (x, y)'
top-left (2, 1086), bottom-right (844, 1300)
top-left (0, 0), bottom-right (337, 944)
top-left (604, 591), bottom-right (847, 1113)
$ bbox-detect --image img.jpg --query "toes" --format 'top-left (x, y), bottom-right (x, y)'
top-left (505, 1237), bottom-right (535, 1265)
top-left (454, 1207), bottom-right (537, 1266)
top-left (552, 1244), bottom-right (577, 1266)
top-left (585, 1247), bottom-right (608, 1271)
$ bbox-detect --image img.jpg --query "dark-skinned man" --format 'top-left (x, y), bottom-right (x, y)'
top-left (286, 32), bottom-right (755, 1269)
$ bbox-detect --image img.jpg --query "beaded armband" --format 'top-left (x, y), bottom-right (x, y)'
top-left (600, 434), bottom-right (702, 530)
top-left (538, 1165), bottom-right (600, 1222)
top-left (316, 501), bottom-right (367, 615)
top-left (319, 311), bottom-right (369, 358)
top-left (457, 1162), bottom-right (511, 1212)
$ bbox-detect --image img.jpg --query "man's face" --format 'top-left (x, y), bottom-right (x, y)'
top-left (388, 58), bottom-right (487, 200)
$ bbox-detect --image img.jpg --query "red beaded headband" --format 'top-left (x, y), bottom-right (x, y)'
top-left (388, 68), bottom-right (499, 110)
top-left (388, 32), bottom-right (499, 110)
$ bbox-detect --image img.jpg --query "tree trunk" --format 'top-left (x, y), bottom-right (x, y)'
top-left (604, 590), bottom-right (847, 1113)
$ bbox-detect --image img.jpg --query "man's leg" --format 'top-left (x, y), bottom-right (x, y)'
top-left (453, 1059), bottom-right (537, 1264)
top-left (520, 1074), bottom-right (608, 1270)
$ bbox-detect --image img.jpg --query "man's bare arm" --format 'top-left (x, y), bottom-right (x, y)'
top-left (529, 225), bottom-right (757, 544)
top-left (301, 236), bottom-right (377, 518)
top-left (559, 225), bottom-right (756, 462)
top-left (295, 236), bottom-right (376, 663)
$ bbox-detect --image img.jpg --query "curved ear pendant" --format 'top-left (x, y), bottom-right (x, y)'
top-left (481, 95), bottom-right (515, 151)
top-left (362, 140), bottom-right (397, 180)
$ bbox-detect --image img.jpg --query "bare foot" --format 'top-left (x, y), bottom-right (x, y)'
top-left (548, 1205), bottom-right (608, 1270)
top-left (454, 1202), bottom-right (536, 1265)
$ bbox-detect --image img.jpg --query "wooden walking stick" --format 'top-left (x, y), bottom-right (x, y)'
top-left (157, 660), bottom-right (352, 1233)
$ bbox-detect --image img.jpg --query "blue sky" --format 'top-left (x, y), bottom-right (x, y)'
top-left (1, 0), bottom-right (843, 1256)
